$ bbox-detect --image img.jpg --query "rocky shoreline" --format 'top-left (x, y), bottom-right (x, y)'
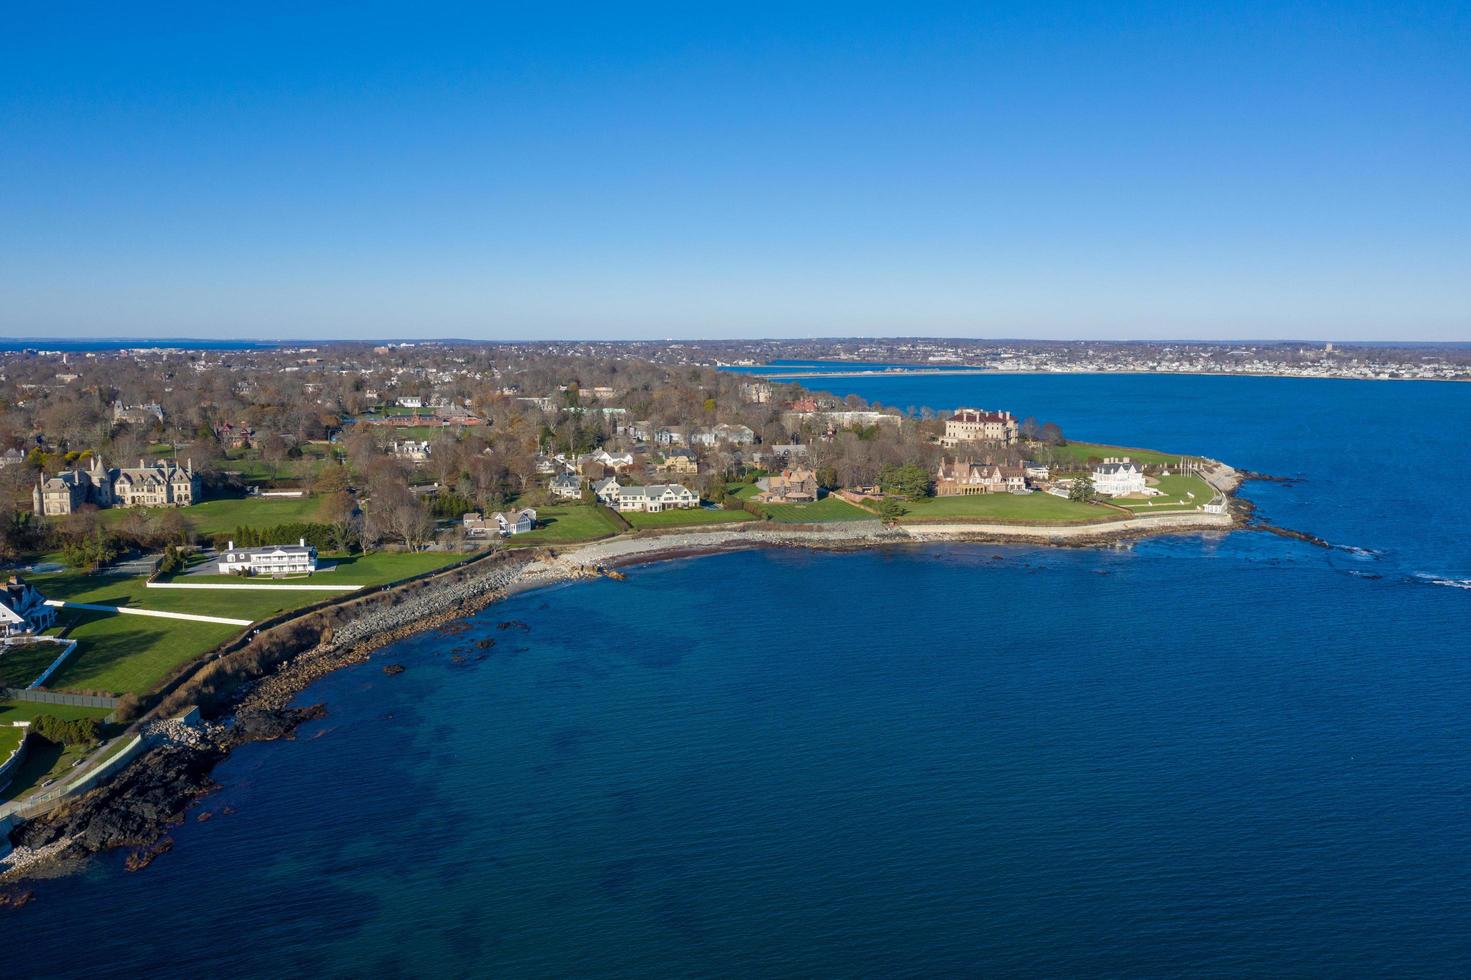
top-left (1, 506), bottom-right (1244, 891)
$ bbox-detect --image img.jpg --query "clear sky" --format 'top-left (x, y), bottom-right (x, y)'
top-left (2, 2), bottom-right (1468, 342)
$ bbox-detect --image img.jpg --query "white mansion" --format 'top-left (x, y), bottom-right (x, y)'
top-left (1091, 457), bottom-right (1147, 496)
top-left (218, 538), bottom-right (318, 577)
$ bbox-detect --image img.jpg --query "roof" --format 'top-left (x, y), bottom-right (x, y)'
top-left (225, 544), bottom-right (315, 558)
top-left (948, 408), bottom-right (1011, 424)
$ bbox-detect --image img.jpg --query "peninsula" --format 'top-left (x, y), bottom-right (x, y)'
top-left (0, 341), bottom-right (1241, 887)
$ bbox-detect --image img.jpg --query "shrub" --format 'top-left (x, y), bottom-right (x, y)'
top-left (113, 693), bottom-right (145, 723)
top-left (30, 714), bottom-right (102, 746)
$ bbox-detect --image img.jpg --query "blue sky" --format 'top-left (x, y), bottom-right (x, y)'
top-left (2, 2), bottom-right (1468, 341)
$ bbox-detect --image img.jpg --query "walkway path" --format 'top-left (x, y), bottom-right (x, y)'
top-left (42, 600), bottom-right (253, 627)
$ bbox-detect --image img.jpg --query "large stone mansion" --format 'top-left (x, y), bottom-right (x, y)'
top-left (940, 408), bottom-right (1018, 447)
top-left (33, 457), bottom-right (200, 516)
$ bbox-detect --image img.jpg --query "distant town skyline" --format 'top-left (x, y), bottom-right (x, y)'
top-left (3, 3), bottom-right (1468, 342)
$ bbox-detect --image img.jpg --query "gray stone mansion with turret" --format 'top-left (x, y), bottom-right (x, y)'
top-left (33, 457), bottom-right (199, 516)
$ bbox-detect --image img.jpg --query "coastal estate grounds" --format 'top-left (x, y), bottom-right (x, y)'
top-left (21, 549), bottom-right (469, 696)
top-left (48, 612), bottom-right (240, 694)
top-left (1115, 473), bottom-right (1218, 513)
top-left (622, 507), bottom-right (756, 530)
top-left (1048, 441), bottom-right (1201, 469)
top-left (501, 503), bottom-right (626, 547)
top-left (162, 550), bottom-right (465, 586)
top-left (727, 484), bottom-right (876, 523)
top-left (897, 492), bottom-right (1123, 524)
top-left (0, 641), bottom-right (68, 688)
top-left (101, 495), bottom-right (326, 537)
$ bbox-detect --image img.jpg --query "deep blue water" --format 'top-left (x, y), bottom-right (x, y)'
top-left (0, 338), bottom-right (278, 352)
top-left (8, 374), bottom-right (1471, 977)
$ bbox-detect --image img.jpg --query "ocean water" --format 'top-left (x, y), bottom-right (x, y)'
top-left (8, 374), bottom-right (1471, 977)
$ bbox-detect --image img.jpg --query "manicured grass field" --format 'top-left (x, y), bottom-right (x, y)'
top-left (749, 496), bottom-right (875, 523)
top-left (0, 716), bottom-right (122, 803)
top-left (0, 726), bottom-right (23, 759)
top-left (1046, 442), bottom-right (1200, 470)
top-left (0, 641), bottom-right (67, 688)
top-left (30, 550), bottom-right (474, 695)
top-left (503, 504), bottom-right (627, 547)
top-left (897, 492), bottom-right (1123, 524)
top-left (101, 495), bottom-right (325, 539)
top-left (622, 507), bottom-right (757, 529)
top-left (1112, 473), bottom-right (1216, 512)
top-left (0, 701), bottom-right (113, 724)
top-left (169, 549), bottom-right (470, 586)
top-left (45, 610), bottom-right (241, 695)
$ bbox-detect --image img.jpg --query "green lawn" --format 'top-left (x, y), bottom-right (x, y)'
top-left (1112, 473), bottom-right (1216, 512)
top-left (0, 700), bottom-right (118, 803)
top-left (101, 495), bottom-right (325, 539)
top-left (166, 549), bottom-right (469, 587)
top-left (748, 496), bottom-right (875, 523)
top-left (0, 708), bottom-right (123, 802)
top-left (0, 701), bottom-right (113, 724)
top-left (502, 504), bottom-right (626, 547)
top-left (622, 506), bottom-right (756, 530)
top-left (897, 492), bottom-right (1123, 525)
top-left (28, 550), bottom-right (474, 696)
top-left (44, 610), bottom-right (241, 695)
top-left (35, 570), bottom-right (309, 620)
top-left (1045, 441), bottom-right (1201, 470)
top-left (0, 641), bottom-right (68, 688)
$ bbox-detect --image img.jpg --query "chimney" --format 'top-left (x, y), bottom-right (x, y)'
top-left (139, 458), bottom-right (145, 469)
top-left (227, 540), bottom-right (234, 551)
top-left (299, 537), bottom-right (306, 548)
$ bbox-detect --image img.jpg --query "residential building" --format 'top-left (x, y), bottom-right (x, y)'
top-left (34, 457), bottom-right (199, 515)
top-left (941, 408), bottom-right (1018, 447)
top-left (549, 473), bottom-right (583, 499)
top-left (713, 423), bottom-right (756, 445)
top-left (760, 468), bottom-right (818, 502)
top-left (0, 575), bottom-right (56, 636)
top-left (463, 512), bottom-right (492, 537)
top-left (397, 396), bottom-right (424, 408)
top-left (110, 459), bottom-right (200, 509)
top-left (597, 481), bottom-right (698, 512)
top-left (0, 448), bottom-right (27, 468)
top-left (656, 450), bottom-right (699, 477)
top-left (768, 444), bottom-right (811, 464)
top-left (935, 459), bottom-right (1028, 495)
top-left (391, 440), bottom-right (432, 462)
top-left (1092, 457), bottom-right (1147, 496)
top-left (491, 508), bottom-right (538, 535)
top-left (586, 449), bottom-right (635, 471)
top-left (653, 427), bottom-right (685, 446)
top-left (217, 538), bottom-right (318, 577)
top-left (739, 381), bottom-right (773, 404)
top-left (215, 422), bottom-right (253, 449)
top-left (111, 401), bottom-right (165, 426)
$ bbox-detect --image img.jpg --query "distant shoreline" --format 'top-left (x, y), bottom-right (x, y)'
top-left (745, 367), bottom-right (1471, 384)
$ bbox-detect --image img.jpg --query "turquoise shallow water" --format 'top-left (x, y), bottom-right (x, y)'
top-left (8, 374), bottom-right (1471, 977)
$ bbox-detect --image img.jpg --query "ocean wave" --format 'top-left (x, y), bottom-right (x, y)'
top-left (1411, 574), bottom-right (1471, 590)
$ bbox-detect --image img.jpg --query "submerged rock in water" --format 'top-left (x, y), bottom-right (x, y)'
top-left (382, 663), bottom-right (406, 676)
